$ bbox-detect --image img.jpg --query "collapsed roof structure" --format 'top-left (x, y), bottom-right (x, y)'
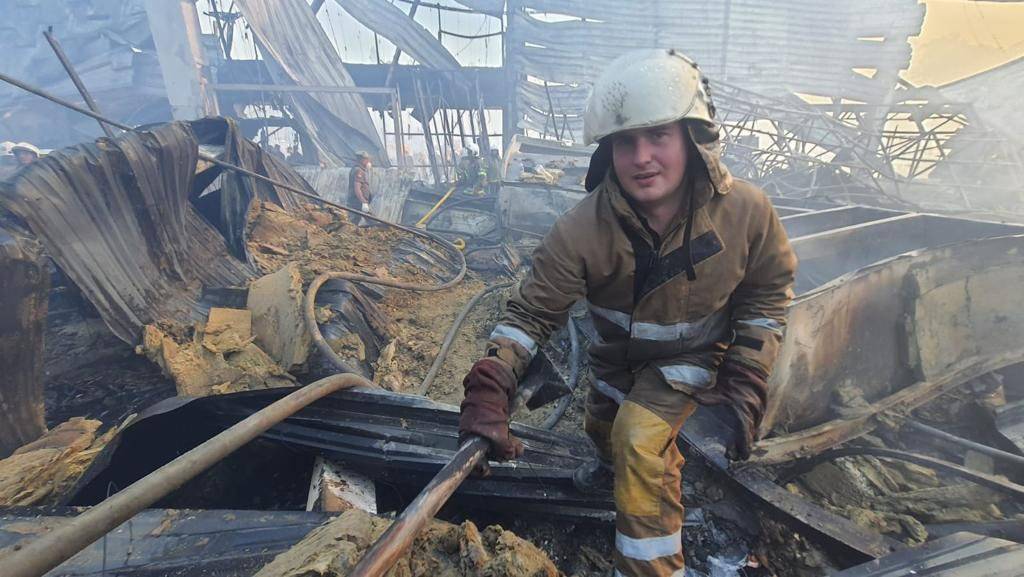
top-left (2, 0), bottom-right (1021, 212)
top-left (1, 1), bottom-right (1024, 577)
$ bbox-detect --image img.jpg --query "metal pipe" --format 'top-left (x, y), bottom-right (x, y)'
top-left (5, 373), bottom-right (374, 577)
top-left (347, 436), bottom-right (489, 577)
top-left (415, 186), bottom-right (458, 227)
top-left (352, 328), bottom-right (540, 576)
top-left (42, 29), bottom-right (117, 139)
top-left (904, 419), bottom-right (1024, 468)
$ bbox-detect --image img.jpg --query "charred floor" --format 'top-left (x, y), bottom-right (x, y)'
top-left (2, 2), bottom-right (1024, 577)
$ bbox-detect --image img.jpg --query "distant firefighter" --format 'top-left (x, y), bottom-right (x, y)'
top-left (456, 142), bottom-right (487, 193)
top-left (11, 142), bottom-right (41, 165)
top-left (348, 151), bottom-right (373, 223)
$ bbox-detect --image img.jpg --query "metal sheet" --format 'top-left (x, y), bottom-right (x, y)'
top-left (0, 118), bottom-right (309, 344)
top-left (0, 508), bottom-right (330, 577)
top-left (333, 0), bottom-right (463, 72)
top-left (780, 206), bottom-right (903, 239)
top-left (71, 387), bottom-right (615, 517)
top-left (233, 0), bottom-right (388, 166)
top-left (144, 0), bottom-right (218, 119)
top-left (762, 232), bottom-right (1024, 450)
top-left (829, 532), bottom-right (1024, 577)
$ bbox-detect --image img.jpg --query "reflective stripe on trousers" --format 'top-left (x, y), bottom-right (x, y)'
top-left (585, 372), bottom-right (697, 577)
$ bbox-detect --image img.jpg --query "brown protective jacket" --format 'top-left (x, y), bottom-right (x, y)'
top-left (348, 165), bottom-right (371, 205)
top-left (487, 123), bottom-right (797, 398)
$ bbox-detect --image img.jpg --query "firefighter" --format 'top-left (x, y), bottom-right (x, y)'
top-left (457, 49), bottom-right (796, 577)
top-left (348, 151), bottom-right (373, 223)
top-left (11, 142), bottom-right (41, 166)
top-left (456, 143), bottom-right (487, 193)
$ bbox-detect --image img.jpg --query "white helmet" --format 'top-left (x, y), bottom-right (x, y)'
top-left (583, 48), bottom-right (716, 145)
top-left (11, 142), bottom-right (41, 157)
top-left (465, 142), bottom-right (479, 156)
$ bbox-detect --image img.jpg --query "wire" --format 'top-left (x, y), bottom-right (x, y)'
top-left (540, 317), bottom-right (580, 430)
top-left (415, 281), bottom-right (514, 395)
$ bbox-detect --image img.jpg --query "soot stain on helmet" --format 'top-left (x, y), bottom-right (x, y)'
top-left (603, 81), bottom-right (630, 127)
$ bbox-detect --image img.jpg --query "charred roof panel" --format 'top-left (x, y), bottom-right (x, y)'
top-left (830, 532), bottom-right (1024, 576)
top-left (332, 0), bottom-right (464, 71)
top-left (234, 0), bottom-right (389, 166)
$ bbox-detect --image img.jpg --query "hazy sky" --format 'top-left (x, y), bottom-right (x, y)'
top-left (907, 0), bottom-right (1024, 86)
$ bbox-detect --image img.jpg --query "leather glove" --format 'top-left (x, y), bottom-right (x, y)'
top-left (360, 202), bottom-right (371, 212)
top-left (459, 358), bottom-right (524, 462)
top-left (694, 362), bottom-right (768, 461)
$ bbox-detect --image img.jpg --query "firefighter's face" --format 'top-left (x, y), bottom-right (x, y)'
top-left (611, 121), bottom-right (688, 206)
top-left (15, 150), bottom-right (37, 165)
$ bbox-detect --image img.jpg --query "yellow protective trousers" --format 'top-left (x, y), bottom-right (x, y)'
top-left (584, 367), bottom-right (697, 577)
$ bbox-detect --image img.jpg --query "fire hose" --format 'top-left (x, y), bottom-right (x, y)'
top-left (415, 281), bottom-right (516, 395)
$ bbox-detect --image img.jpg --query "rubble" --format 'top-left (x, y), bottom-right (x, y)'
top-left (246, 199), bottom-right (410, 282)
top-left (248, 263), bottom-right (314, 371)
top-left (254, 508), bottom-right (559, 577)
top-left (373, 278), bottom-right (491, 395)
top-left (0, 417), bottom-right (115, 507)
top-left (138, 310), bottom-right (296, 397)
top-left (0, 3), bottom-right (1021, 575)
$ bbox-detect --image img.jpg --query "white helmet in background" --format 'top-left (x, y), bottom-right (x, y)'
top-left (11, 142), bottom-right (41, 157)
top-left (465, 142), bottom-right (479, 157)
top-left (583, 48), bottom-right (716, 145)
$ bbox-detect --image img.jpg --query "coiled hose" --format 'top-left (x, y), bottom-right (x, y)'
top-left (297, 193), bottom-right (468, 374)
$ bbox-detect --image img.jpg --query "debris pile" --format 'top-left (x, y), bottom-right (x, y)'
top-left (0, 417), bottom-right (115, 506)
top-left (254, 508), bottom-right (559, 577)
top-left (373, 279), bottom-right (492, 395)
top-left (138, 308), bottom-right (297, 397)
top-left (247, 200), bottom-right (409, 281)
top-left (784, 376), bottom-right (1024, 548)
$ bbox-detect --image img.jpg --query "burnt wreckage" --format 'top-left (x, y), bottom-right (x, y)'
top-left (1, 1), bottom-right (1024, 576)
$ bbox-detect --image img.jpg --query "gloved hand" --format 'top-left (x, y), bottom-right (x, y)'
top-left (694, 362), bottom-right (768, 461)
top-left (360, 202), bottom-right (371, 213)
top-left (459, 357), bottom-right (524, 463)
